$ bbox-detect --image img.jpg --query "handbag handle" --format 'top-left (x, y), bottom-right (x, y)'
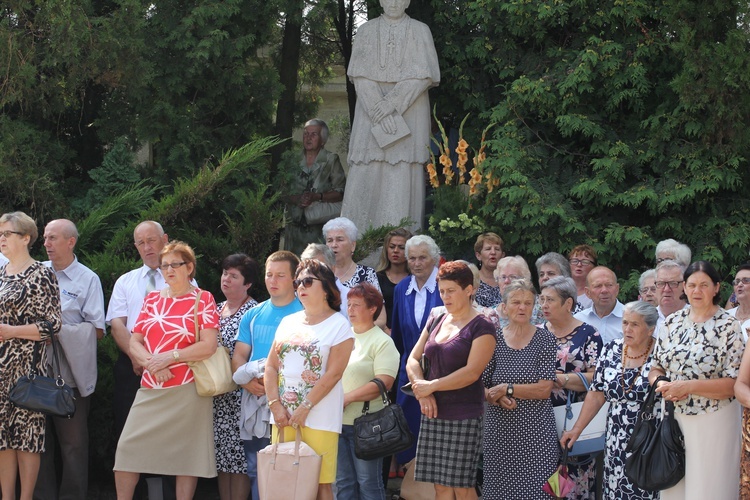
top-left (30, 332), bottom-right (66, 384)
top-left (271, 426), bottom-right (305, 465)
top-left (562, 371), bottom-right (592, 430)
top-left (361, 378), bottom-right (390, 415)
top-left (192, 290), bottom-right (203, 343)
top-left (638, 375), bottom-right (670, 420)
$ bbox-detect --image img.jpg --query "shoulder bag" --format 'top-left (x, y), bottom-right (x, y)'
top-left (554, 371), bottom-right (609, 456)
top-left (354, 378), bottom-right (415, 460)
top-left (10, 333), bottom-right (76, 418)
top-left (257, 427), bottom-right (322, 500)
top-left (304, 199), bottom-right (342, 226)
top-left (187, 291), bottom-right (238, 397)
top-left (624, 375), bottom-right (685, 491)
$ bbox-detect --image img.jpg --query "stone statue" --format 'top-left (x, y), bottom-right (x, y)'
top-left (341, 0), bottom-right (440, 232)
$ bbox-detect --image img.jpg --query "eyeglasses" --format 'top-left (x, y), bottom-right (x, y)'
top-left (538, 296), bottom-right (558, 305)
top-left (0, 230), bottom-right (23, 239)
top-left (639, 286), bottom-right (657, 294)
top-left (293, 277), bottom-right (321, 290)
top-left (496, 274), bottom-right (521, 283)
top-left (569, 258), bottom-right (594, 266)
top-left (654, 280), bottom-right (684, 289)
top-left (159, 262), bottom-right (187, 270)
top-left (733, 278), bottom-right (750, 286)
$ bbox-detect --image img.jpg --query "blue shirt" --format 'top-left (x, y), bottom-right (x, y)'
top-left (236, 298), bottom-right (303, 361)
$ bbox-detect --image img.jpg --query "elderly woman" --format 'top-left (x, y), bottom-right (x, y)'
top-left (264, 259), bottom-right (354, 500)
top-left (491, 256), bottom-right (544, 328)
top-left (540, 276), bottom-right (602, 498)
top-left (536, 251), bottom-right (581, 315)
top-left (0, 212), bottom-right (62, 500)
top-left (337, 284), bottom-right (400, 500)
top-left (284, 118), bottom-right (347, 256)
top-left (407, 261), bottom-right (496, 498)
top-left (214, 254), bottom-right (259, 500)
top-left (561, 301), bottom-right (659, 499)
top-left (482, 279), bottom-right (558, 498)
top-left (568, 245), bottom-right (598, 310)
top-left (376, 228), bottom-right (412, 333)
top-left (391, 235), bottom-right (443, 470)
top-left (638, 269), bottom-right (657, 306)
top-left (115, 241), bottom-right (220, 499)
top-left (654, 239), bottom-right (692, 268)
top-left (648, 261), bottom-right (744, 499)
top-left (727, 262), bottom-right (750, 342)
top-left (474, 232), bottom-right (505, 308)
top-left (323, 217), bottom-right (383, 325)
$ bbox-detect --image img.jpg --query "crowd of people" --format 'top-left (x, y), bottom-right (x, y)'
top-left (1, 208), bottom-right (750, 500)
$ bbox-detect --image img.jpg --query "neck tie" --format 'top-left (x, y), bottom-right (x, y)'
top-left (145, 268), bottom-right (158, 295)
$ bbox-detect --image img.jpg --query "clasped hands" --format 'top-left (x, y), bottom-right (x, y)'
top-left (486, 383), bottom-right (517, 410)
top-left (412, 379), bottom-right (438, 418)
top-left (271, 401), bottom-right (310, 429)
top-left (371, 99), bottom-right (398, 135)
top-left (654, 379), bottom-right (690, 402)
top-left (144, 352), bottom-right (174, 384)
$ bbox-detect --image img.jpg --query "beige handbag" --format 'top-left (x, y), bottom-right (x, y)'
top-left (187, 291), bottom-right (238, 397)
top-left (257, 427), bottom-right (322, 500)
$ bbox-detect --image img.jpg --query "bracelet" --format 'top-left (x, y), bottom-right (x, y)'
top-left (562, 374), bottom-right (570, 387)
top-left (301, 398), bottom-right (314, 410)
top-left (268, 398), bottom-right (279, 407)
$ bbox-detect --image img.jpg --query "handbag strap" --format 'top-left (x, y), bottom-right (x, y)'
top-left (563, 371), bottom-right (591, 429)
top-left (639, 375), bottom-right (669, 418)
top-left (361, 378), bottom-right (390, 415)
top-left (193, 290), bottom-right (203, 343)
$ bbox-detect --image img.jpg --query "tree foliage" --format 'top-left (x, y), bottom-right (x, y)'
top-left (426, 0), bottom-right (750, 281)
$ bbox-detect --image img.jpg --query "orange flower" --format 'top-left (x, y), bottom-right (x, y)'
top-left (439, 153), bottom-right (452, 169)
top-left (426, 163), bottom-right (439, 188)
top-left (486, 171), bottom-right (495, 193)
top-left (456, 138), bottom-right (469, 154)
top-left (468, 167), bottom-right (483, 196)
top-left (443, 161), bottom-right (454, 185)
top-left (474, 151), bottom-right (486, 169)
top-left (457, 152), bottom-right (468, 176)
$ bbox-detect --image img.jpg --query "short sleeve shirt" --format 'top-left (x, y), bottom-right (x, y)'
top-left (236, 298), bottom-right (303, 361)
top-left (272, 311), bottom-right (354, 432)
top-left (134, 289), bottom-right (220, 389)
top-left (652, 307), bottom-right (744, 415)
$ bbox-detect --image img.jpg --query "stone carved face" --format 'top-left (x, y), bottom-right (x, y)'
top-left (380, 0), bottom-right (410, 20)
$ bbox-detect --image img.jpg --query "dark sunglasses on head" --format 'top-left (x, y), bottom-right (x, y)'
top-left (293, 277), bottom-right (321, 290)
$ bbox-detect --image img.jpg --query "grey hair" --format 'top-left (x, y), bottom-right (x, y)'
top-left (304, 118), bottom-right (329, 145)
top-left (405, 235), bottom-right (440, 262)
top-left (623, 301), bottom-right (659, 328)
top-left (300, 243), bottom-right (335, 267)
top-left (656, 259), bottom-right (686, 275)
top-left (535, 252), bottom-right (571, 277)
top-left (639, 269), bottom-right (656, 289)
top-left (540, 276), bottom-right (577, 306)
top-left (655, 239), bottom-right (692, 268)
top-left (456, 260), bottom-right (480, 289)
top-left (502, 278), bottom-right (537, 303)
top-left (322, 217), bottom-right (359, 242)
top-left (495, 256), bottom-right (532, 281)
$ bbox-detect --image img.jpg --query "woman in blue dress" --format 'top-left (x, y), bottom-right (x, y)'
top-left (540, 277), bottom-right (602, 499)
top-left (561, 301), bottom-right (659, 499)
top-left (390, 235), bottom-right (443, 470)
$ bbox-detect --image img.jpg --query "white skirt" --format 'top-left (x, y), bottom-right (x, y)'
top-left (661, 399), bottom-right (740, 500)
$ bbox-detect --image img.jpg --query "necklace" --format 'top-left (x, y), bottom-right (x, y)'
top-left (335, 261), bottom-right (356, 281)
top-left (7, 257), bottom-right (33, 275)
top-left (621, 338), bottom-right (654, 393)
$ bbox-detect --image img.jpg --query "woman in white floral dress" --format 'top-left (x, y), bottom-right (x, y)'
top-left (561, 301), bottom-right (659, 499)
top-left (649, 261), bottom-right (744, 499)
top-left (213, 254), bottom-right (259, 500)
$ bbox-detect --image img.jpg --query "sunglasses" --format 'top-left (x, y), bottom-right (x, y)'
top-left (293, 277), bottom-right (321, 290)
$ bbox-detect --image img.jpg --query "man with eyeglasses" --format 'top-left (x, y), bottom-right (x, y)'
top-left (34, 219), bottom-right (105, 500)
top-left (574, 266), bottom-right (624, 344)
top-left (654, 259), bottom-right (688, 330)
top-left (232, 251), bottom-right (303, 500)
top-left (105, 220), bottom-right (180, 500)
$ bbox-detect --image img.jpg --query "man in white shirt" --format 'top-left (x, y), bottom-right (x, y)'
top-left (655, 259), bottom-right (687, 329)
top-left (574, 266), bottom-right (624, 345)
top-left (35, 219), bottom-right (105, 500)
top-left (105, 221), bottom-right (171, 500)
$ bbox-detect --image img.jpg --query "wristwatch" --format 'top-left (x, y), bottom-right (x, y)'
top-left (506, 383), bottom-right (514, 398)
top-left (172, 350), bottom-right (180, 362)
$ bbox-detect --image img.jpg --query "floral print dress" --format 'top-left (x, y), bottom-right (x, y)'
top-left (213, 298), bottom-right (257, 475)
top-left (547, 322), bottom-right (602, 500)
top-left (591, 340), bottom-right (658, 499)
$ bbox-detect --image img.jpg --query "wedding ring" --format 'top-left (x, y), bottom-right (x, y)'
top-left (292, 423), bottom-right (298, 429)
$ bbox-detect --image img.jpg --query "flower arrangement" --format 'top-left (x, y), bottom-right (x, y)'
top-left (425, 108), bottom-right (496, 259)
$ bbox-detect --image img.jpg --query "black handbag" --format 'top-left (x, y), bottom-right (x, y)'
top-left (353, 378), bottom-right (414, 461)
top-left (9, 334), bottom-right (76, 418)
top-left (624, 375), bottom-right (685, 491)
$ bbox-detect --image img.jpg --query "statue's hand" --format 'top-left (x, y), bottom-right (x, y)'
top-left (371, 99), bottom-right (396, 123)
top-left (380, 115), bottom-right (397, 135)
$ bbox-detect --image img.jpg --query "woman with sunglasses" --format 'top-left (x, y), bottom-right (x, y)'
top-left (265, 259), bottom-right (354, 500)
top-left (0, 212), bottom-right (62, 500)
top-left (114, 241), bottom-right (221, 499)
